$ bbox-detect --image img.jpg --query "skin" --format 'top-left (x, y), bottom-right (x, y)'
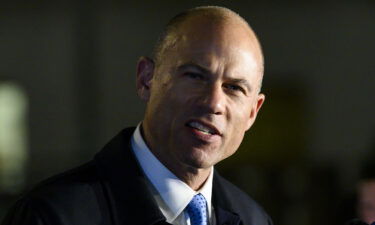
top-left (136, 12), bottom-right (265, 190)
top-left (358, 180), bottom-right (375, 224)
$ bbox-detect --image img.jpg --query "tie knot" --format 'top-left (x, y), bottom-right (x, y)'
top-left (186, 194), bottom-right (208, 225)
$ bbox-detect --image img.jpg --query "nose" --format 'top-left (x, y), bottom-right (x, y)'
top-left (198, 84), bottom-right (225, 115)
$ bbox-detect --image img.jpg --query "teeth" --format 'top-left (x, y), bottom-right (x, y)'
top-left (188, 121), bottom-right (213, 134)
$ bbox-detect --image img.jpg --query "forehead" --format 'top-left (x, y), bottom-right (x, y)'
top-left (161, 15), bottom-right (263, 75)
top-left (168, 32), bottom-right (261, 81)
top-left (176, 45), bottom-right (259, 77)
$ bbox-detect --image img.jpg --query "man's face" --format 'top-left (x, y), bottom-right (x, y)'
top-left (138, 18), bottom-right (264, 171)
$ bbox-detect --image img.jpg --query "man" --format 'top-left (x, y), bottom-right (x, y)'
top-left (2, 6), bottom-right (272, 225)
top-left (347, 163), bottom-right (375, 225)
top-left (357, 179), bottom-right (375, 225)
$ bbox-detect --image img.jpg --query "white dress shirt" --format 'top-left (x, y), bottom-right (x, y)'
top-left (131, 124), bottom-right (215, 225)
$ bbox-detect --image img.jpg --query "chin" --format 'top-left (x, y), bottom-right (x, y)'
top-left (180, 150), bottom-right (218, 169)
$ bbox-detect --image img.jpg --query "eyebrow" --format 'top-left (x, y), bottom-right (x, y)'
top-left (177, 63), bottom-right (210, 74)
top-left (227, 78), bottom-right (252, 93)
top-left (177, 62), bottom-right (253, 93)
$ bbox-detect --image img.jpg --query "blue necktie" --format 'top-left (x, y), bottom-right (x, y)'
top-left (186, 194), bottom-right (208, 225)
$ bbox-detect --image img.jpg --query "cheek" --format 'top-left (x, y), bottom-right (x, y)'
top-left (151, 77), bottom-right (183, 106)
top-left (150, 84), bottom-right (192, 124)
top-left (229, 100), bottom-right (253, 127)
top-left (220, 128), bottom-right (245, 161)
top-left (147, 82), bottom-right (178, 121)
top-left (223, 102), bottom-right (252, 148)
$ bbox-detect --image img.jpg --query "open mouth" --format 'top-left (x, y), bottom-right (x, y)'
top-left (186, 121), bottom-right (220, 136)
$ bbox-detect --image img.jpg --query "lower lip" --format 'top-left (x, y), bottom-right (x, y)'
top-left (186, 126), bottom-right (221, 143)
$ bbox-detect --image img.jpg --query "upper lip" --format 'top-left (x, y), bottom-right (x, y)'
top-left (185, 119), bottom-right (222, 136)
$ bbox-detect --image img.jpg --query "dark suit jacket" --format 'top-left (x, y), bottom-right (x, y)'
top-left (2, 127), bottom-right (273, 225)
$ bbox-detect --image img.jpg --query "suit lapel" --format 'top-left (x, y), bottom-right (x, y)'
top-left (94, 127), bottom-right (167, 225)
top-left (215, 207), bottom-right (241, 225)
top-left (212, 172), bottom-right (241, 225)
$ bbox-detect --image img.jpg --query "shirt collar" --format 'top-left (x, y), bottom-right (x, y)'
top-left (131, 123), bottom-right (213, 223)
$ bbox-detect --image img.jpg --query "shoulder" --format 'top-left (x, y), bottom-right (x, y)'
top-left (3, 161), bottom-right (104, 224)
top-left (30, 161), bottom-right (101, 202)
top-left (2, 127), bottom-right (136, 224)
top-left (213, 172), bottom-right (273, 225)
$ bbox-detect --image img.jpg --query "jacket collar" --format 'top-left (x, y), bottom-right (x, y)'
top-left (94, 127), bottom-right (167, 225)
top-left (94, 127), bottom-right (241, 225)
top-left (212, 172), bottom-right (241, 225)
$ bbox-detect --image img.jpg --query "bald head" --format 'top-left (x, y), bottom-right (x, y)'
top-left (152, 6), bottom-right (264, 90)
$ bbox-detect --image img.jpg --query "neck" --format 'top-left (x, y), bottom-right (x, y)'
top-left (166, 161), bottom-right (212, 191)
top-left (148, 140), bottom-right (212, 190)
top-left (140, 122), bottom-right (212, 191)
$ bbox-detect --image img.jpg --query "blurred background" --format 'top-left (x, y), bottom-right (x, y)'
top-left (0, 0), bottom-right (374, 224)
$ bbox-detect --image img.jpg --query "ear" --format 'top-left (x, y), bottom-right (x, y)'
top-left (245, 93), bottom-right (265, 131)
top-left (136, 56), bottom-right (155, 101)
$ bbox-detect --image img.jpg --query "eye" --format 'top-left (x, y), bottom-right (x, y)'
top-left (223, 84), bottom-right (246, 94)
top-left (185, 72), bottom-right (204, 80)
